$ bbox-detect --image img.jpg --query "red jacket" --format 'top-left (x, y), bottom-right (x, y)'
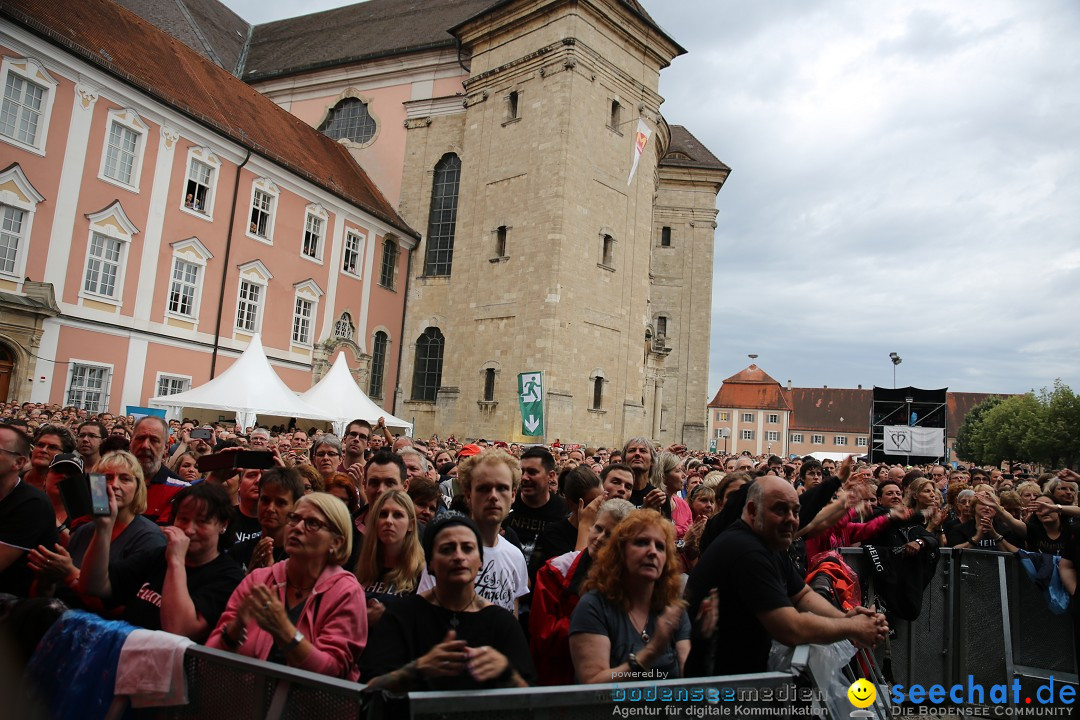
top-left (529, 549), bottom-right (586, 686)
top-left (207, 561), bottom-right (367, 680)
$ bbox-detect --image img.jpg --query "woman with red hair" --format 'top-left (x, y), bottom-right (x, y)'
top-left (568, 510), bottom-right (692, 682)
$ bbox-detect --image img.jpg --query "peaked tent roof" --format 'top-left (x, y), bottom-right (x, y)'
top-left (149, 334), bottom-right (329, 428)
top-left (300, 352), bottom-right (413, 436)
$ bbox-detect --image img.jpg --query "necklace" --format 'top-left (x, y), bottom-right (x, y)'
top-left (433, 588), bottom-right (477, 630)
top-left (286, 578), bottom-right (316, 602)
top-left (628, 609), bottom-right (651, 643)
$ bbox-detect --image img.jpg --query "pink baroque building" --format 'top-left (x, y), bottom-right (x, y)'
top-left (0, 0), bottom-right (418, 415)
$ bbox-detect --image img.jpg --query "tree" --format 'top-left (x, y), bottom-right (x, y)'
top-left (954, 381), bottom-right (1080, 468)
top-left (954, 395), bottom-right (1003, 463)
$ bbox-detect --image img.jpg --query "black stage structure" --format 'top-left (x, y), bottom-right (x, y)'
top-left (870, 386), bottom-right (948, 464)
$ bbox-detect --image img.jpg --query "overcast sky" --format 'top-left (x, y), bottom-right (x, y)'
top-left (225, 0), bottom-right (1080, 397)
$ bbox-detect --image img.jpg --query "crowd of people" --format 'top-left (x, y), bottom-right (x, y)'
top-left (1, 400), bottom-right (1078, 695)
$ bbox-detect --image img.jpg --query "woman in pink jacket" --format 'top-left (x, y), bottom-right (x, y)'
top-left (208, 493), bottom-right (367, 680)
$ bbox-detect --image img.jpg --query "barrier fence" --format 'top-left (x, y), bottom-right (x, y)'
top-left (28, 549), bottom-right (1075, 720)
top-left (839, 548), bottom-right (1077, 696)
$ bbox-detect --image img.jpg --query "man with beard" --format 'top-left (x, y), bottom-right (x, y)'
top-left (685, 475), bottom-right (887, 676)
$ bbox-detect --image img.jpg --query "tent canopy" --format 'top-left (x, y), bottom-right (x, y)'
top-left (149, 334), bottom-right (330, 430)
top-left (300, 351), bottom-right (412, 436)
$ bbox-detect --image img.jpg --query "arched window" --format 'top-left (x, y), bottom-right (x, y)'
top-left (411, 327), bottom-right (444, 402)
top-left (423, 154), bottom-right (461, 276)
top-left (370, 331), bottom-right (388, 399)
top-left (593, 377), bottom-right (604, 410)
top-left (318, 98), bottom-right (376, 144)
top-left (334, 312), bottom-right (354, 340)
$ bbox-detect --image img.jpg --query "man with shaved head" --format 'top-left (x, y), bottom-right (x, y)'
top-left (684, 475), bottom-right (887, 676)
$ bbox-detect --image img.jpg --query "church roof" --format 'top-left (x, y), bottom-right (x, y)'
top-left (243, 0), bottom-right (681, 82)
top-left (243, 0), bottom-right (495, 81)
top-left (3, 0), bottom-right (418, 239)
top-left (662, 126), bottom-right (730, 173)
top-left (113, 0), bottom-right (251, 76)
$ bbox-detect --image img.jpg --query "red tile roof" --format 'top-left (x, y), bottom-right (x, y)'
top-left (1, 0), bottom-right (418, 240)
top-left (708, 365), bottom-right (793, 411)
top-left (790, 388), bottom-right (873, 433)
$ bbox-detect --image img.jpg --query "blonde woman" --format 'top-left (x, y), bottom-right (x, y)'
top-left (355, 490), bottom-right (425, 627)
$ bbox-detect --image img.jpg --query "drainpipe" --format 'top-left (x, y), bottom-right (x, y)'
top-left (210, 148), bottom-right (252, 378)
top-left (391, 246), bottom-right (413, 416)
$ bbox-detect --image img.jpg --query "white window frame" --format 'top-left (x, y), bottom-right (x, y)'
top-left (246, 178), bottom-right (278, 244)
top-left (811, 434), bottom-right (824, 445)
top-left (180, 146), bottom-right (220, 221)
top-left (234, 260), bottom-right (272, 335)
top-left (301, 204), bottom-right (328, 263)
top-left (97, 108), bottom-right (147, 191)
top-left (155, 372), bottom-right (191, 397)
top-left (0, 164), bottom-right (44, 283)
top-left (741, 412), bottom-right (754, 423)
top-left (79, 201), bottom-right (138, 307)
top-left (834, 436), bottom-right (848, 446)
top-left (66, 360), bottom-right (113, 414)
top-left (791, 433), bottom-right (803, 444)
top-left (165, 237), bottom-right (212, 324)
top-left (741, 430), bottom-right (754, 441)
top-left (334, 311), bottom-right (355, 341)
top-left (766, 431), bottom-right (780, 442)
top-left (856, 437), bottom-right (868, 447)
top-left (341, 229), bottom-right (363, 277)
top-left (290, 279), bottom-right (324, 348)
top-left (0, 56), bottom-right (58, 155)
top-left (767, 413), bottom-right (779, 424)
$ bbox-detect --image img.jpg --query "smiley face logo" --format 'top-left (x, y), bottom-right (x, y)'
top-left (847, 679), bottom-right (877, 708)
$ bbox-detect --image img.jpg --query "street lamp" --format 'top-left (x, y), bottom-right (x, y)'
top-left (889, 352), bottom-right (902, 388)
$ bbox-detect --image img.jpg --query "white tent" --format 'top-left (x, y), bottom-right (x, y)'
top-left (301, 351), bottom-right (413, 436)
top-left (150, 334), bottom-right (331, 430)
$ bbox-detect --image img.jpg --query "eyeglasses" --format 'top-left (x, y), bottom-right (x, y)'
top-left (34, 441), bottom-right (64, 453)
top-left (345, 431), bottom-right (370, 441)
top-left (0, 447), bottom-right (25, 458)
top-left (286, 512), bottom-right (338, 534)
top-left (78, 432), bottom-right (102, 440)
top-left (314, 451), bottom-right (340, 459)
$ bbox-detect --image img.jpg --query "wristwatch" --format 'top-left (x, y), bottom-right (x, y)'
top-left (991, 535), bottom-right (1004, 543)
top-left (282, 629), bottom-right (304, 652)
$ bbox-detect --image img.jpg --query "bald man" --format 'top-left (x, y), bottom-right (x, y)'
top-left (685, 475), bottom-right (887, 676)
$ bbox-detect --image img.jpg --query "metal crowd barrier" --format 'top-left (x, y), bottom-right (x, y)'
top-left (839, 547), bottom-right (1077, 695)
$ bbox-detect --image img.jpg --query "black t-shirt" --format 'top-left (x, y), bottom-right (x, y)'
top-left (228, 533), bottom-right (288, 570)
top-left (360, 592), bottom-right (536, 688)
top-left (1025, 520), bottom-right (1067, 555)
top-left (229, 509), bottom-right (263, 546)
top-left (531, 518), bottom-right (579, 577)
top-left (109, 546), bottom-right (244, 632)
top-left (684, 520), bottom-right (805, 677)
top-left (505, 494), bottom-right (568, 575)
top-left (946, 518), bottom-right (1023, 549)
top-left (0, 481), bottom-right (59, 597)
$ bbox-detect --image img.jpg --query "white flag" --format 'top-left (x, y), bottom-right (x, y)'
top-left (627, 119), bottom-right (652, 185)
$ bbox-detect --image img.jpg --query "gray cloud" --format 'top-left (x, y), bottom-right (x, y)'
top-left (224, 0), bottom-right (1080, 397)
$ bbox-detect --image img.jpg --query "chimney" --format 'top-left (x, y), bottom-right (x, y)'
top-left (857, 384), bottom-right (862, 390)
top-left (823, 385), bottom-right (828, 388)
top-left (786, 380), bottom-right (792, 390)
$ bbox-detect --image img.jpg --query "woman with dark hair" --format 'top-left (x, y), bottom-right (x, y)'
top-left (569, 510), bottom-right (693, 682)
top-left (532, 465), bottom-right (603, 572)
top-left (209, 493), bottom-right (367, 680)
top-left (362, 514), bottom-right (535, 691)
top-left (78, 482), bottom-right (244, 640)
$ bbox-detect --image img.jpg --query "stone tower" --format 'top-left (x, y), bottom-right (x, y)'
top-left (397, 0), bottom-right (693, 446)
